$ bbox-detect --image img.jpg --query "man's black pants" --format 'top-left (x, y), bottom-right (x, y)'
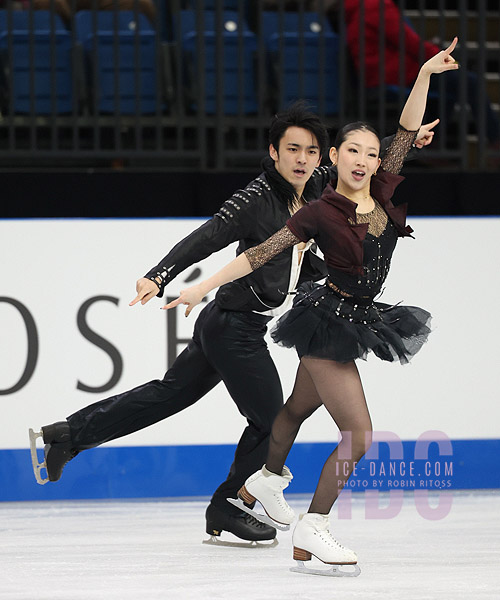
top-left (67, 301), bottom-right (284, 510)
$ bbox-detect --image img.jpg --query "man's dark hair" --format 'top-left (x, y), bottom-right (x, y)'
top-left (333, 121), bottom-right (381, 152)
top-left (268, 100), bottom-right (329, 158)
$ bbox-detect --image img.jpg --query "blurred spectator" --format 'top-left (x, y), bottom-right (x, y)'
top-left (343, 0), bottom-right (441, 88)
top-left (260, 0), bottom-right (500, 147)
top-left (342, 0), bottom-right (500, 146)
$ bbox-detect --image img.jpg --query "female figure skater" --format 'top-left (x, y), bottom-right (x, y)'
top-left (164, 39), bottom-right (459, 575)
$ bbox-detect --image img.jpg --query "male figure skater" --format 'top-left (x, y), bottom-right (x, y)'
top-left (31, 103), bottom-right (436, 543)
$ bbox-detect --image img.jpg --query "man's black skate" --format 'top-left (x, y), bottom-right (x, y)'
top-left (28, 421), bottom-right (78, 485)
top-left (205, 502), bottom-right (277, 542)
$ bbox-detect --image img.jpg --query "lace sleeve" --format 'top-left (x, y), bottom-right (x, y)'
top-left (244, 226), bottom-right (301, 271)
top-left (381, 126), bottom-right (419, 174)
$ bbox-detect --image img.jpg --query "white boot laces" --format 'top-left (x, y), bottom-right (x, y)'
top-left (314, 521), bottom-right (346, 550)
top-left (272, 492), bottom-right (292, 512)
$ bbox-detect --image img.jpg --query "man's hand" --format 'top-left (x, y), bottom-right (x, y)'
top-left (129, 278), bottom-right (160, 307)
top-left (415, 118), bottom-right (440, 148)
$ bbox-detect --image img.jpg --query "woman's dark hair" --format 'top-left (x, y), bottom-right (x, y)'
top-left (268, 100), bottom-right (330, 158)
top-left (334, 121), bottom-right (381, 152)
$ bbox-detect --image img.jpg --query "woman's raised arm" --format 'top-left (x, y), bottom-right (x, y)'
top-left (399, 37), bottom-right (459, 131)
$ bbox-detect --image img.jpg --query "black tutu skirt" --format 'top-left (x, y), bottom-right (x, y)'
top-left (271, 282), bottom-right (432, 364)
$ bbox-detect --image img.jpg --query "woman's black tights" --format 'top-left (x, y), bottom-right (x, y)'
top-left (265, 357), bottom-right (373, 515)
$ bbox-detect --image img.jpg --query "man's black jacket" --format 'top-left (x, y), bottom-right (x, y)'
top-left (146, 161), bottom-right (333, 312)
top-left (145, 136), bottom-right (407, 312)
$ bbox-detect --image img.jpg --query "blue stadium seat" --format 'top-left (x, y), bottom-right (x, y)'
top-left (75, 10), bottom-right (159, 114)
top-left (0, 10), bottom-right (73, 114)
top-left (262, 11), bottom-right (340, 114)
top-left (0, 10), bottom-right (67, 31)
top-left (185, 0), bottom-right (241, 9)
top-left (176, 10), bottom-right (257, 115)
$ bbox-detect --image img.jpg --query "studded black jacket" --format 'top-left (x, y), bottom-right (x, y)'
top-left (144, 136), bottom-right (407, 312)
top-left (145, 160), bottom-right (333, 312)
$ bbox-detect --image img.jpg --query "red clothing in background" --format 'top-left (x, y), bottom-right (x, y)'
top-left (344, 0), bottom-right (440, 87)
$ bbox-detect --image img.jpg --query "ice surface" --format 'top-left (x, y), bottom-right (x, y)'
top-left (1, 491), bottom-right (499, 600)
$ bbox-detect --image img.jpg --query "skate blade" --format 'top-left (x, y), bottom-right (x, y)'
top-left (28, 428), bottom-right (49, 485)
top-left (203, 535), bottom-right (278, 549)
top-left (226, 497), bottom-right (290, 531)
top-left (290, 560), bottom-right (361, 577)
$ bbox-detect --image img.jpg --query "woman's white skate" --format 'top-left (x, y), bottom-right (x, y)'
top-left (290, 513), bottom-right (361, 577)
top-left (290, 559), bottom-right (361, 578)
top-left (227, 465), bottom-right (296, 531)
top-left (226, 497), bottom-right (290, 531)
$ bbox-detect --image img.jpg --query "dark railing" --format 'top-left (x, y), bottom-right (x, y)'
top-left (0, 0), bottom-right (498, 171)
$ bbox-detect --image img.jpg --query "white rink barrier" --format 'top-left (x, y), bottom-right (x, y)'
top-left (1, 217), bottom-right (499, 500)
